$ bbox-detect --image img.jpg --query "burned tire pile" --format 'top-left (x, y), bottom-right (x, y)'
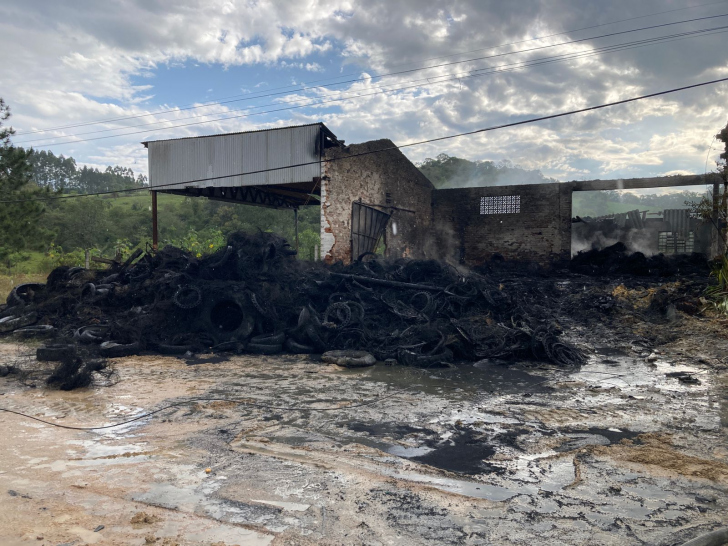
top-left (0, 231), bottom-right (587, 368)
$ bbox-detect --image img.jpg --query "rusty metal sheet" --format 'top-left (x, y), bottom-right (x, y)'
top-left (351, 202), bottom-right (391, 260)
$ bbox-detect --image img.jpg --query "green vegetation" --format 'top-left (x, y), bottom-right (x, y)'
top-left (0, 98), bottom-right (321, 278)
top-left (706, 255), bottom-right (728, 315)
top-left (572, 189), bottom-right (710, 218)
top-left (0, 98), bottom-right (51, 267)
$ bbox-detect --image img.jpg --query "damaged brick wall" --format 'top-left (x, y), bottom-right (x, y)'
top-left (321, 139), bottom-right (433, 263)
top-left (432, 183), bottom-right (573, 265)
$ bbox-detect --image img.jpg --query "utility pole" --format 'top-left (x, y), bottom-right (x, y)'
top-left (151, 190), bottom-right (158, 251)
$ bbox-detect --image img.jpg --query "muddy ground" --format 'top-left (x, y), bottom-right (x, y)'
top-left (1, 297), bottom-right (728, 546)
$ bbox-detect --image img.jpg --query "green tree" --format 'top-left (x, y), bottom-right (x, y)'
top-left (29, 149), bottom-right (77, 191)
top-left (0, 98), bottom-right (50, 265)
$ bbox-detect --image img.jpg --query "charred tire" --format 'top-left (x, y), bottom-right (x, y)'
top-left (173, 285), bottom-right (202, 309)
top-left (37, 344), bottom-right (76, 362)
top-left (7, 283), bottom-right (44, 307)
top-left (247, 342), bottom-right (283, 355)
top-left (65, 267), bottom-right (86, 280)
top-left (74, 326), bottom-right (108, 344)
top-left (321, 350), bottom-right (376, 368)
top-left (99, 341), bottom-right (140, 358)
top-left (250, 332), bottom-right (285, 346)
top-left (397, 348), bottom-right (453, 368)
top-left (14, 325), bottom-right (56, 339)
top-left (211, 341), bottom-right (239, 353)
top-left (0, 313), bottom-right (38, 333)
top-left (127, 265), bottom-right (151, 283)
top-left (249, 291), bottom-right (277, 320)
top-left (324, 302), bottom-right (352, 329)
top-left (81, 283), bottom-right (96, 299)
top-left (207, 246), bottom-right (233, 268)
top-left (197, 294), bottom-right (254, 343)
top-left (284, 338), bottom-right (315, 354)
top-left (156, 343), bottom-right (193, 355)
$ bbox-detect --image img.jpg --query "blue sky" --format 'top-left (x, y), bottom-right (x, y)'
top-left (1, 0), bottom-right (727, 187)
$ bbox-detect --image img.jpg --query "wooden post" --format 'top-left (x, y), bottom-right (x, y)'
top-left (294, 208), bottom-right (299, 254)
top-left (85, 249), bottom-right (90, 269)
top-left (151, 190), bottom-right (158, 251)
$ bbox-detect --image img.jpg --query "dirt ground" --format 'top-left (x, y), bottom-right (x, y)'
top-left (1, 326), bottom-right (727, 546)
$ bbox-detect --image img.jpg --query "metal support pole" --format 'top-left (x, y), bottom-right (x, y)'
top-left (294, 208), bottom-right (299, 254)
top-left (151, 190), bottom-right (158, 251)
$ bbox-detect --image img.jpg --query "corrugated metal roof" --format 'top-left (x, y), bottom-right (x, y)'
top-left (146, 123), bottom-right (327, 190)
top-left (142, 122), bottom-right (335, 146)
top-left (663, 209), bottom-right (691, 237)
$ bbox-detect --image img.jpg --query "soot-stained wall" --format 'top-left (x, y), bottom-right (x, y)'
top-left (321, 139), bottom-right (434, 264)
top-left (432, 183), bottom-right (573, 264)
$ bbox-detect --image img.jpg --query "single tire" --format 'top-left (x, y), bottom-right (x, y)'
top-left (74, 326), bottom-right (108, 344)
top-left (247, 342), bottom-right (283, 355)
top-left (397, 348), bottom-right (453, 368)
top-left (207, 246), bottom-right (233, 268)
top-left (66, 267), bottom-right (85, 279)
top-left (7, 283), bottom-right (44, 306)
top-left (99, 341), bottom-right (140, 358)
top-left (156, 343), bottom-right (193, 356)
top-left (37, 344), bottom-right (76, 362)
top-left (250, 332), bottom-right (285, 346)
top-left (321, 350), bottom-right (376, 368)
top-left (81, 283), bottom-right (96, 299)
top-left (0, 312), bottom-right (37, 333)
top-left (0, 316), bottom-right (18, 333)
top-left (284, 338), bottom-right (316, 354)
top-left (173, 285), bottom-right (202, 309)
top-left (14, 325), bottom-right (56, 339)
top-left (679, 527), bottom-right (728, 546)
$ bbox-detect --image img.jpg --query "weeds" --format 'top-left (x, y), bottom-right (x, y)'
top-left (705, 255), bottom-right (728, 315)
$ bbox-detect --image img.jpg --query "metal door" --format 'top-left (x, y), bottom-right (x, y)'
top-left (351, 202), bottom-right (391, 260)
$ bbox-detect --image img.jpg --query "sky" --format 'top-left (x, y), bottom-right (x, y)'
top-left (1, 0), bottom-right (728, 186)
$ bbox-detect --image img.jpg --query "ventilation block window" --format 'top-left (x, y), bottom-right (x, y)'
top-left (658, 231), bottom-right (694, 254)
top-left (480, 195), bottom-right (521, 215)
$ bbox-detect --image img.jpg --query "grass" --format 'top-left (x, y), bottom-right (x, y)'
top-left (0, 273), bottom-right (49, 302)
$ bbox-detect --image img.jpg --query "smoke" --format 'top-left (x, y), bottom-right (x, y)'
top-left (422, 221), bottom-right (460, 264)
top-left (571, 222), bottom-right (660, 256)
top-left (419, 155), bottom-right (556, 189)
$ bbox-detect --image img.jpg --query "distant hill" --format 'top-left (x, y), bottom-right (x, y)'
top-left (417, 153), bottom-right (556, 188)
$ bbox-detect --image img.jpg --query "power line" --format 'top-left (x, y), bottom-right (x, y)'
top-left (3, 76), bottom-right (727, 204)
top-left (19, 24), bottom-right (728, 148)
top-left (14, 8), bottom-right (728, 138)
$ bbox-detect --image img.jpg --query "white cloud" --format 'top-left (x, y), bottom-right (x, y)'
top-left (0, 0), bottom-right (726, 181)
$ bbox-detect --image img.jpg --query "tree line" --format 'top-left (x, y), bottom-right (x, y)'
top-left (30, 149), bottom-right (147, 193)
top-left (1, 96), bottom-right (725, 273)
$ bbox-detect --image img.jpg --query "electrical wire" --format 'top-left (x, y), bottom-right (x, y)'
top-left (18, 25), bottom-right (728, 149)
top-left (16, 23), bottom-right (728, 147)
top-left (0, 389), bottom-right (405, 431)
top-left (14, 10), bottom-right (728, 140)
top-left (2, 75), bottom-right (727, 204)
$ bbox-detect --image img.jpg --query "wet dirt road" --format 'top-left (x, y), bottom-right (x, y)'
top-left (0, 342), bottom-right (727, 545)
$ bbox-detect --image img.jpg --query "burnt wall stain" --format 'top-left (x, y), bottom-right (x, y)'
top-left (321, 139), bottom-right (433, 264)
top-left (432, 183), bottom-right (573, 265)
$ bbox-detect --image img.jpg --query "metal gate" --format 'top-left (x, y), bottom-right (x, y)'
top-left (351, 202), bottom-right (391, 260)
